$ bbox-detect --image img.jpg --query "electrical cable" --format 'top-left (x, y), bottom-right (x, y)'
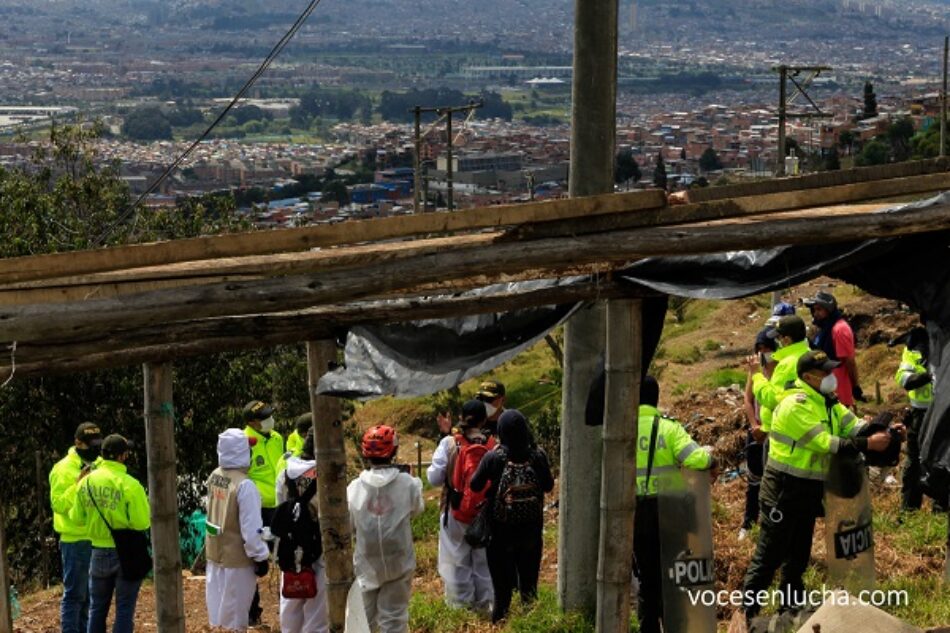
top-left (94, 0), bottom-right (324, 246)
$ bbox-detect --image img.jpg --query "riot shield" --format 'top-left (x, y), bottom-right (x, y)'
top-left (824, 453), bottom-right (875, 593)
top-left (658, 467), bottom-right (716, 633)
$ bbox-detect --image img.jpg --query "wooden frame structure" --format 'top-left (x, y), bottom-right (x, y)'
top-left (0, 157), bottom-right (947, 632)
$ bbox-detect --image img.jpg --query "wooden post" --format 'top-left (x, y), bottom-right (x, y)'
top-left (777, 65), bottom-right (788, 176)
top-left (413, 107), bottom-right (422, 213)
top-left (35, 451), bottom-right (50, 588)
top-left (143, 362), bottom-right (185, 633)
top-left (307, 340), bottom-right (353, 633)
top-left (596, 299), bottom-right (641, 633)
top-left (0, 505), bottom-right (12, 633)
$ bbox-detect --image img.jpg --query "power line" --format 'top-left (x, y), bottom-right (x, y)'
top-left (94, 0), bottom-right (325, 246)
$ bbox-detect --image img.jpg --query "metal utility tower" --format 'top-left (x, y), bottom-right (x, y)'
top-left (411, 100), bottom-right (483, 212)
top-left (773, 65), bottom-right (833, 176)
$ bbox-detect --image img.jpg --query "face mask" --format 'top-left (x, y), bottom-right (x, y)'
top-left (484, 403), bottom-right (497, 418)
top-left (819, 373), bottom-right (838, 395)
top-left (77, 446), bottom-right (100, 463)
top-left (760, 352), bottom-right (774, 366)
top-left (260, 416), bottom-right (275, 433)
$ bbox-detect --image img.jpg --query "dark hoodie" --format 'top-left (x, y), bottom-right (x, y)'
top-left (470, 409), bottom-right (554, 497)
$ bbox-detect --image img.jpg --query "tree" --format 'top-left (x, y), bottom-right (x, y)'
top-left (653, 153), bottom-right (668, 191)
top-left (838, 129), bottom-right (855, 154)
top-left (320, 180), bottom-right (350, 206)
top-left (855, 138), bottom-right (889, 166)
top-left (614, 149), bottom-right (641, 187)
top-left (886, 116), bottom-right (915, 162)
top-left (911, 125), bottom-right (950, 159)
top-left (121, 105), bottom-right (172, 141)
top-left (824, 146), bottom-right (841, 171)
top-left (698, 147), bottom-right (722, 172)
top-left (862, 81), bottom-right (878, 120)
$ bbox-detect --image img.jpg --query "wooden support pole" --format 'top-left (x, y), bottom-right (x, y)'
top-left (0, 505), bottom-right (12, 633)
top-left (596, 299), bottom-right (641, 633)
top-left (143, 362), bottom-right (185, 633)
top-left (306, 341), bottom-right (353, 633)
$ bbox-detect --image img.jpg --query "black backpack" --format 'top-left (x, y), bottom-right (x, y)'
top-left (271, 471), bottom-right (322, 572)
top-left (492, 451), bottom-right (543, 525)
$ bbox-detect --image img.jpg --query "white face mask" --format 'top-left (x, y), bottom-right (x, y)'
top-left (260, 416), bottom-right (275, 433)
top-left (819, 374), bottom-right (838, 395)
top-left (484, 402), bottom-right (497, 418)
top-left (760, 352), bottom-right (774, 366)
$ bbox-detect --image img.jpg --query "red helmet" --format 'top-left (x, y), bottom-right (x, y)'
top-left (362, 425), bottom-right (398, 459)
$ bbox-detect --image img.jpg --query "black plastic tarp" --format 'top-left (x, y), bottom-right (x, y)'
top-left (317, 192), bottom-right (950, 498)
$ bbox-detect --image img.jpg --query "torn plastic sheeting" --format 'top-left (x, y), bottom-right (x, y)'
top-left (316, 279), bottom-right (582, 399)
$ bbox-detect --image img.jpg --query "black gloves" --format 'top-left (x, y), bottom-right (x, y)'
top-left (254, 559), bottom-right (269, 577)
top-left (903, 372), bottom-right (933, 391)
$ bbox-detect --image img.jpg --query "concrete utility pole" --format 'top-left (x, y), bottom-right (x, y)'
top-left (144, 362), bottom-right (185, 633)
top-left (773, 65), bottom-right (832, 176)
top-left (559, 0), bottom-right (618, 619)
top-left (941, 36), bottom-right (948, 158)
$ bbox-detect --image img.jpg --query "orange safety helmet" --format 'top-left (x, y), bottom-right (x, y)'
top-left (361, 425), bottom-right (398, 458)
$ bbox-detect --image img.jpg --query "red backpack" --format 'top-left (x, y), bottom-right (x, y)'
top-left (450, 434), bottom-right (495, 524)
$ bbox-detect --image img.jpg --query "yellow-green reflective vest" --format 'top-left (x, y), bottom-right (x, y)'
top-left (69, 460), bottom-right (151, 548)
top-left (752, 339), bottom-right (810, 431)
top-left (894, 347), bottom-right (933, 409)
top-left (48, 449), bottom-right (103, 543)
top-left (766, 380), bottom-right (861, 481)
top-left (245, 426), bottom-right (284, 508)
top-left (286, 430), bottom-right (304, 457)
top-left (636, 404), bottom-right (712, 497)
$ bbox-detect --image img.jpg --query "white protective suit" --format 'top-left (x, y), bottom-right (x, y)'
top-left (347, 466), bottom-right (424, 633)
top-left (275, 456), bottom-right (329, 633)
top-left (426, 433), bottom-right (493, 612)
top-left (206, 429), bottom-right (270, 632)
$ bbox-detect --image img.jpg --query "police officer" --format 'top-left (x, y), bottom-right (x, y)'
top-left (49, 423), bottom-right (103, 633)
top-left (69, 435), bottom-right (150, 633)
top-left (635, 376), bottom-right (714, 633)
top-left (476, 380), bottom-right (506, 436)
top-left (286, 413), bottom-right (312, 458)
top-left (893, 327), bottom-right (936, 511)
top-left (746, 315), bottom-right (811, 434)
top-left (243, 399), bottom-right (285, 625)
top-left (742, 351), bottom-right (896, 618)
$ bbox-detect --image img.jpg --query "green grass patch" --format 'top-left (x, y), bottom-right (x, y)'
top-left (875, 508), bottom-right (947, 554)
top-left (702, 339), bottom-right (721, 352)
top-left (505, 587), bottom-right (595, 633)
top-left (408, 592), bottom-right (481, 632)
top-left (412, 498), bottom-right (442, 541)
top-left (702, 368), bottom-right (746, 389)
top-left (879, 575), bottom-right (950, 627)
top-left (662, 300), bottom-right (719, 341)
top-left (671, 383), bottom-right (689, 396)
top-left (667, 344), bottom-right (703, 365)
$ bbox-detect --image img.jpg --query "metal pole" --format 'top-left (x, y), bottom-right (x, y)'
top-left (446, 110), bottom-right (454, 211)
top-left (777, 65), bottom-right (787, 176)
top-left (307, 341), bottom-right (352, 633)
top-left (144, 361), bottom-right (185, 633)
top-left (560, 0), bottom-right (618, 618)
top-left (941, 36), bottom-right (948, 158)
top-left (413, 107), bottom-right (422, 213)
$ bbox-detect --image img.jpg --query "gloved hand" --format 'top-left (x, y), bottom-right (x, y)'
top-left (852, 385), bottom-right (868, 403)
top-left (254, 559), bottom-right (269, 578)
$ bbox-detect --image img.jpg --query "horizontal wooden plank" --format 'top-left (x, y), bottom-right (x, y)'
top-left (1, 202), bottom-right (946, 344)
top-left (0, 189), bottom-right (667, 286)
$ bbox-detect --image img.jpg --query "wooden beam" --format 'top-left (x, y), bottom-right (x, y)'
top-left (307, 341), bottom-right (353, 633)
top-left (2, 280), bottom-right (635, 376)
top-left (1, 203), bottom-right (947, 344)
top-left (0, 505), bottom-right (12, 633)
top-left (143, 362), bottom-right (185, 633)
top-left (0, 189), bottom-right (667, 286)
top-left (597, 298), bottom-right (641, 633)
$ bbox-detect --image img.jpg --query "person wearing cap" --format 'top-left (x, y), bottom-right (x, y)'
top-left (746, 315), bottom-right (811, 434)
top-left (475, 380), bottom-right (506, 435)
top-left (286, 413), bottom-right (312, 458)
top-left (804, 291), bottom-right (863, 408)
top-left (205, 429), bottom-right (271, 632)
top-left (348, 425), bottom-right (424, 633)
top-left (892, 326), bottom-right (937, 511)
top-left (740, 331), bottom-right (778, 540)
top-left (632, 377), bottom-right (715, 633)
top-left (742, 351), bottom-right (898, 619)
top-left (426, 400), bottom-right (495, 613)
top-left (69, 434), bottom-right (150, 633)
top-left (49, 423), bottom-right (103, 633)
top-left (242, 399), bottom-right (284, 625)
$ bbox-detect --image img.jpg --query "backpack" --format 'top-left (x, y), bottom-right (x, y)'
top-left (492, 450), bottom-right (543, 525)
top-left (450, 434), bottom-right (495, 524)
top-left (271, 469), bottom-right (322, 573)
